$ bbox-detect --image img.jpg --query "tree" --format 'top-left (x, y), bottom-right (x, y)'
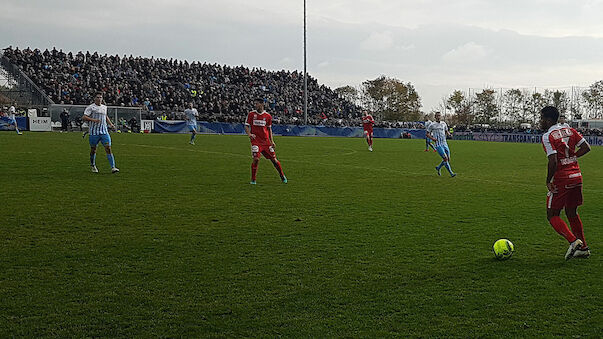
top-left (334, 86), bottom-right (358, 105)
top-left (551, 90), bottom-right (570, 114)
top-left (473, 89), bottom-right (498, 124)
top-left (502, 89), bottom-right (524, 124)
top-left (581, 80), bottom-right (603, 119)
top-left (361, 76), bottom-right (422, 121)
top-left (528, 92), bottom-right (547, 124)
top-left (446, 90), bottom-right (473, 125)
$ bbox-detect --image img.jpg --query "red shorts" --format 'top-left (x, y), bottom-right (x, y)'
top-left (251, 144), bottom-right (276, 159)
top-left (546, 183), bottom-right (583, 210)
top-left (364, 128), bottom-right (373, 136)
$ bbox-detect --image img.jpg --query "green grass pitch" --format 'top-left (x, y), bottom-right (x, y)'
top-left (1, 132), bottom-right (601, 337)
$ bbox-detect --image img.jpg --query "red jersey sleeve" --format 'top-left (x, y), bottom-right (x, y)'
top-left (245, 112), bottom-right (253, 126)
top-left (266, 114), bottom-right (272, 127)
top-left (542, 133), bottom-right (557, 156)
top-left (570, 128), bottom-right (585, 147)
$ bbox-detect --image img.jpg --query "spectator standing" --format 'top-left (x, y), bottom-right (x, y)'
top-left (128, 117), bottom-right (139, 133)
top-left (60, 109), bottom-right (70, 132)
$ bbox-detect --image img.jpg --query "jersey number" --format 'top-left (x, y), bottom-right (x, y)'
top-left (560, 137), bottom-right (570, 158)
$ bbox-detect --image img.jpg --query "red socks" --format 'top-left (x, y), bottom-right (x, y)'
top-left (273, 160), bottom-right (284, 178)
top-left (548, 215), bottom-right (586, 246)
top-left (252, 160), bottom-right (284, 181)
top-left (568, 215), bottom-right (586, 246)
top-left (549, 216), bottom-right (577, 243)
top-left (251, 162), bottom-right (258, 181)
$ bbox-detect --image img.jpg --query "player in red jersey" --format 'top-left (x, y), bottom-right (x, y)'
top-left (245, 98), bottom-right (287, 185)
top-left (540, 106), bottom-right (591, 259)
top-left (362, 111), bottom-right (375, 151)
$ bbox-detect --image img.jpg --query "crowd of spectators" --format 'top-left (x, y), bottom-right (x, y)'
top-left (3, 46), bottom-right (603, 136)
top-left (2, 46), bottom-right (362, 125)
top-left (574, 128), bottom-right (603, 136)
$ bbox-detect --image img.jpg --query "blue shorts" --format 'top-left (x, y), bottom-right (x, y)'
top-left (89, 134), bottom-right (111, 147)
top-left (187, 124), bottom-right (197, 132)
top-left (436, 145), bottom-right (450, 159)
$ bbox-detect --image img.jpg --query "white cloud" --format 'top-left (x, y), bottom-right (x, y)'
top-left (280, 57), bottom-right (293, 65)
top-left (307, 0), bottom-right (603, 38)
top-left (442, 42), bottom-right (490, 64)
top-left (1, 0), bottom-right (603, 111)
top-left (397, 44), bottom-right (415, 51)
top-left (360, 31), bottom-right (394, 51)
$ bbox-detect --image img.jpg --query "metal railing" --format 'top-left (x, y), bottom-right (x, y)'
top-left (0, 54), bottom-right (54, 107)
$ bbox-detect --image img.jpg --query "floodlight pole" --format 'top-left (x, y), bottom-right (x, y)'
top-left (304, 0), bottom-right (308, 124)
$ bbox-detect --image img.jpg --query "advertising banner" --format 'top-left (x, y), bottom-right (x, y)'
top-left (29, 117), bottom-right (52, 131)
top-left (584, 135), bottom-right (603, 147)
top-left (153, 120), bottom-right (188, 133)
top-left (0, 116), bottom-right (28, 131)
top-left (454, 131), bottom-right (603, 146)
top-left (141, 120), bottom-right (155, 133)
top-left (152, 121), bottom-right (427, 139)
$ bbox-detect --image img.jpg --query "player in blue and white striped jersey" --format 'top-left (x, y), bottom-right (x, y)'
top-left (8, 104), bottom-right (23, 135)
top-left (184, 102), bottom-right (199, 145)
top-left (82, 92), bottom-right (119, 173)
top-left (426, 112), bottom-right (455, 177)
top-left (424, 116), bottom-right (435, 152)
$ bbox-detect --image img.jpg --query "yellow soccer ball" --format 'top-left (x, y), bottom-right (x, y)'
top-left (493, 239), bottom-right (515, 260)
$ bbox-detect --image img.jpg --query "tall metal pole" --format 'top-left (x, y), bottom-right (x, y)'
top-left (304, 0), bottom-right (308, 124)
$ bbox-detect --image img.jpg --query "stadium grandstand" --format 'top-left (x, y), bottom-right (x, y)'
top-left (1, 46), bottom-right (362, 126)
top-left (2, 46), bottom-right (602, 135)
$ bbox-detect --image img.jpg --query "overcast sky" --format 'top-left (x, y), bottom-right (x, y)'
top-left (2, 0), bottom-right (603, 110)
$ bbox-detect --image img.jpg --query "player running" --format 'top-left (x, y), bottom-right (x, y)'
top-left (424, 115), bottom-right (436, 152)
top-left (8, 103), bottom-right (22, 135)
top-left (426, 112), bottom-right (455, 177)
top-left (540, 106), bottom-right (591, 259)
top-left (82, 92), bottom-right (119, 173)
top-left (245, 98), bottom-right (287, 184)
top-left (184, 102), bottom-right (199, 145)
top-left (362, 111), bottom-right (375, 151)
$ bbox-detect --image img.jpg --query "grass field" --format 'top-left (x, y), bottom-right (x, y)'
top-left (0, 132), bottom-right (601, 337)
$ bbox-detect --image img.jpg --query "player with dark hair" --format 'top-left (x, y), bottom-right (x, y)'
top-left (540, 106), bottom-right (591, 259)
top-left (245, 98), bottom-right (287, 184)
top-left (558, 113), bottom-right (569, 128)
top-left (82, 92), bottom-right (119, 173)
top-left (427, 112), bottom-right (455, 177)
top-left (362, 111), bottom-right (375, 151)
top-left (184, 102), bottom-right (199, 145)
top-left (424, 115), bottom-right (436, 152)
